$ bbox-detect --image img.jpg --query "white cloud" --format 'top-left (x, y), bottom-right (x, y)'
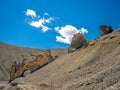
top-left (30, 19), bottom-right (44, 28)
top-left (30, 17), bottom-right (54, 32)
top-left (42, 26), bottom-right (49, 32)
top-left (54, 27), bottom-right (60, 31)
top-left (44, 13), bottom-right (49, 16)
top-left (25, 9), bottom-right (54, 32)
top-left (80, 28), bottom-right (88, 34)
top-left (25, 9), bottom-right (36, 18)
top-left (44, 17), bottom-right (54, 23)
top-left (55, 25), bottom-right (88, 44)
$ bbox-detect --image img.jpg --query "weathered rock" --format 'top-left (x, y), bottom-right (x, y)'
top-left (23, 70), bottom-right (31, 77)
top-left (68, 33), bottom-right (87, 53)
top-left (0, 42), bottom-right (43, 81)
top-left (100, 25), bottom-right (113, 36)
top-left (9, 50), bottom-right (54, 82)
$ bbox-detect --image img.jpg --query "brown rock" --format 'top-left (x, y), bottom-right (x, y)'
top-left (0, 42), bottom-right (43, 81)
top-left (100, 25), bottom-right (113, 36)
top-left (9, 50), bottom-right (53, 82)
top-left (68, 33), bottom-right (87, 53)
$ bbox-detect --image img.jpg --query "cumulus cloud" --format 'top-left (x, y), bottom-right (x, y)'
top-left (25, 9), bottom-right (54, 32)
top-left (30, 17), bottom-right (54, 32)
top-left (25, 9), bottom-right (36, 18)
top-left (55, 25), bottom-right (88, 44)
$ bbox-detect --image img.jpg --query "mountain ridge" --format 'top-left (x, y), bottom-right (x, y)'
top-left (0, 28), bottom-right (120, 90)
top-left (7, 29), bottom-right (120, 90)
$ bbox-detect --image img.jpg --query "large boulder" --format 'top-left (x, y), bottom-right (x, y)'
top-left (100, 25), bottom-right (113, 36)
top-left (68, 33), bottom-right (87, 53)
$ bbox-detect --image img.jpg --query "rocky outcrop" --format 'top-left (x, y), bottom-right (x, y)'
top-left (9, 50), bottom-right (54, 82)
top-left (68, 33), bottom-right (87, 53)
top-left (68, 25), bottom-right (113, 53)
top-left (100, 25), bottom-right (113, 36)
top-left (0, 42), bottom-right (67, 81)
top-left (0, 42), bottom-right (43, 81)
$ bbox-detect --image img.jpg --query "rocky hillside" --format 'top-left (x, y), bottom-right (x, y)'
top-left (0, 42), bottom-right (44, 81)
top-left (1, 28), bottom-right (119, 90)
top-left (0, 42), bottom-right (67, 81)
top-left (51, 49), bottom-right (68, 57)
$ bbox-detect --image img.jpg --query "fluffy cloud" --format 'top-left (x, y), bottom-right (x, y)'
top-left (44, 13), bottom-right (49, 16)
top-left (30, 17), bottom-right (54, 32)
top-left (25, 9), bottom-right (36, 18)
top-left (25, 9), bottom-right (88, 43)
top-left (80, 28), bottom-right (88, 34)
top-left (55, 25), bottom-right (88, 44)
top-left (25, 9), bottom-right (54, 32)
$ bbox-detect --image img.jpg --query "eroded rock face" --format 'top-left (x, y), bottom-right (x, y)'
top-left (9, 50), bottom-right (53, 82)
top-left (100, 25), bottom-right (113, 36)
top-left (0, 42), bottom-right (43, 81)
top-left (68, 33), bottom-right (87, 53)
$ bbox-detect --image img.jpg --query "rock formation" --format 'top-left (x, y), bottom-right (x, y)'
top-left (0, 42), bottom-right (67, 81)
top-left (68, 33), bottom-right (87, 53)
top-left (9, 50), bottom-right (54, 82)
top-left (0, 42), bottom-right (43, 81)
top-left (99, 25), bottom-right (113, 36)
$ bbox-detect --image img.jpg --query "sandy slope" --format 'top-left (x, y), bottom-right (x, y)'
top-left (0, 42), bottom-right (67, 82)
top-left (51, 49), bottom-right (67, 57)
top-left (0, 29), bottom-right (120, 90)
top-left (0, 42), bottom-right (43, 81)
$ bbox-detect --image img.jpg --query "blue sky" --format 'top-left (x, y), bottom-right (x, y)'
top-left (0, 0), bottom-right (120, 49)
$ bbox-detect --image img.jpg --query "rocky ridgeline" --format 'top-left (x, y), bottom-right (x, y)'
top-left (0, 24), bottom-right (114, 84)
top-left (68, 25), bottom-right (113, 53)
top-left (3, 25), bottom-right (120, 90)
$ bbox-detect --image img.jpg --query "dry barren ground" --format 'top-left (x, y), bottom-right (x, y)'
top-left (0, 29), bottom-right (120, 90)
